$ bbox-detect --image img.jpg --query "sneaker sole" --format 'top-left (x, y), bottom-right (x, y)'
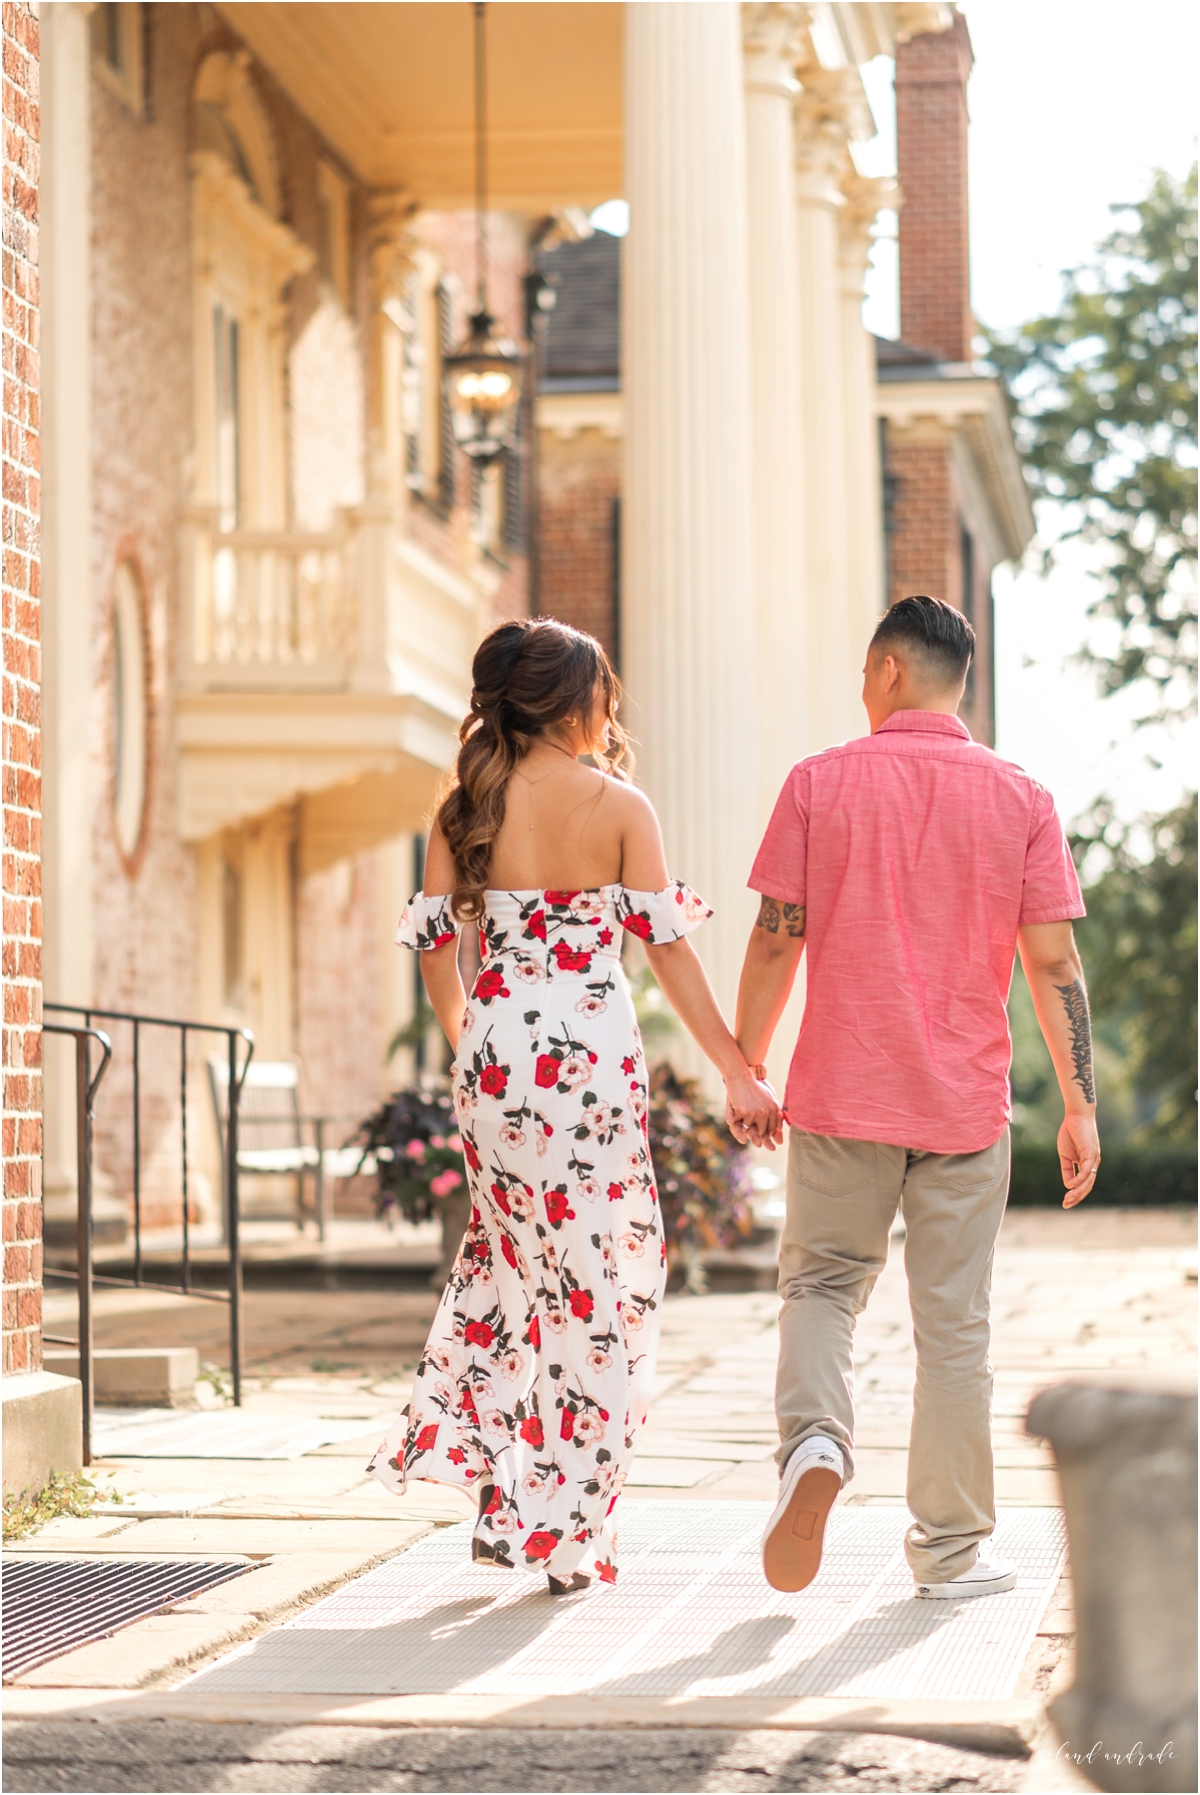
top-left (762, 1464), bottom-right (841, 1592)
top-left (915, 1571), bottom-right (1017, 1599)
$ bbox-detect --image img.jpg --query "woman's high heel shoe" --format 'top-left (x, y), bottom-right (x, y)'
top-left (472, 1481), bottom-right (513, 1567)
top-left (547, 1571), bottom-right (592, 1594)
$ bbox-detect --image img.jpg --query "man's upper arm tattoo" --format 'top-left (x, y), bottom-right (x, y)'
top-left (1054, 978), bottom-right (1096, 1105)
top-left (756, 896), bottom-right (805, 938)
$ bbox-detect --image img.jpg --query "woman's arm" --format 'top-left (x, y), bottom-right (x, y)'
top-left (417, 824), bottom-right (467, 1053)
top-left (421, 943), bottom-right (467, 1054)
top-left (645, 938), bottom-right (783, 1148)
top-left (618, 790), bottom-right (781, 1146)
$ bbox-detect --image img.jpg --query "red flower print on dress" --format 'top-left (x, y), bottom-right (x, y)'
top-left (415, 1424), bottom-right (439, 1451)
top-left (447, 1447), bottom-right (466, 1465)
top-left (484, 1486), bottom-right (503, 1515)
top-left (552, 941), bottom-right (593, 974)
top-left (463, 1137), bottom-right (481, 1173)
top-left (479, 1064), bottom-right (508, 1098)
top-left (524, 1530), bottom-right (561, 1562)
top-left (464, 1320), bottom-right (494, 1348)
top-left (523, 909), bottom-right (547, 941)
top-left (545, 1188), bottom-right (576, 1228)
top-left (621, 912), bottom-right (652, 940)
top-left (535, 1054), bottom-right (561, 1088)
top-left (519, 1415), bottom-right (544, 1448)
top-left (500, 1234), bottom-right (518, 1269)
top-left (621, 1056), bottom-right (636, 1075)
top-left (568, 1288), bottom-right (594, 1321)
top-left (476, 966), bottom-right (510, 1005)
top-left (525, 1314), bottom-right (541, 1349)
top-left (597, 1560), bottom-right (618, 1584)
top-left (544, 890), bottom-right (581, 905)
top-left (432, 930), bottom-right (457, 949)
top-left (560, 1408), bottom-right (577, 1441)
top-left (607, 1181), bottom-right (624, 1201)
top-left (489, 1182), bottom-right (511, 1217)
top-left (598, 928), bottom-right (613, 946)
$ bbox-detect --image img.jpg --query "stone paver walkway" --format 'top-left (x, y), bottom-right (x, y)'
top-left (6, 1207), bottom-right (1194, 1792)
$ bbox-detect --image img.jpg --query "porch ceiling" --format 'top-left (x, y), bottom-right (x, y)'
top-left (215, 2), bottom-right (623, 208)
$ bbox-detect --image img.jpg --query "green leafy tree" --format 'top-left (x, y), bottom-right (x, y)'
top-left (1071, 793), bottom-right (1197, 1141)
top-left (985, 166), bottom-right (1197, 712)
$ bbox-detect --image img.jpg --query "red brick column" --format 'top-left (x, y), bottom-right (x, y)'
top-left (2, 0), bottom-right (43, 1377)
top-left (895, 9), bottom-right (974, 363)
top-left (885, 438), bottom-right (956, 611)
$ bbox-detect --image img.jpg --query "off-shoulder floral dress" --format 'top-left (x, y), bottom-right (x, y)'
top-left (368, 881), bottom-right (712, 1583)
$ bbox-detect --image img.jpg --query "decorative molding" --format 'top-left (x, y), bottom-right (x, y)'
top-left (793, 68), bottom-right (858, 207)
top-left (536, 391), bottom-right (624, 441)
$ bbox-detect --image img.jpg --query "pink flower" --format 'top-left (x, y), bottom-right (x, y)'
top-left (404, 1139), bottom-right (426, 1161)
top-left (430, 1169), bottom-right (463, 1197)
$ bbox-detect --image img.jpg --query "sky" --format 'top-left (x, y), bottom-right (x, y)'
top-left (859, 1), bottom-right (1197, 826)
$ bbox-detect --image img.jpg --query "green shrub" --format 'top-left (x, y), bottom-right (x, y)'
top-left (1009, 1142), bottom-right (1197, 1207)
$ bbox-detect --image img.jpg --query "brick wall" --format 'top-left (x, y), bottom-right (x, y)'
top-left (537, 429), bottom-right (620, 662)
top-left (895, 9), bottom-right (973, 363)
top-left (884, 437), bottom-right (956, 610)
top-left (2, 0), bottom-right (43, 1375)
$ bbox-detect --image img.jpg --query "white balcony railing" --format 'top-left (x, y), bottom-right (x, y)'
top-left (181, 509), bottom-right (357, 689)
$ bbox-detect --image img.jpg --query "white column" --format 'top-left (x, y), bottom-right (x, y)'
top-left (792, 73), bottom-right (857, 754)
top-left (622, 2), bottom-right (758, 1049)
top-left (839, 176), bottom-right (894, 660)
top-left (742, 4), bottom-right (807, 826)
top-left (40, 2), bottom-right (94, 1200)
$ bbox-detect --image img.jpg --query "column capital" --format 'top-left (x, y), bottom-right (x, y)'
top-left (742, 2), bottom-right (806, 98)
top-left (838, 172), bottom-right (900, 294)
top-left (793, 68), bottom-right (858, 208)
top-left (366, 190), bottom-right (418, 298)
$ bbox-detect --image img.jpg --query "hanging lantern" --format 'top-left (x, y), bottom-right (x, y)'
top-left (443, 308), bottom-right (522, 461)
top-left (441, 3), bottom-right (523, 467)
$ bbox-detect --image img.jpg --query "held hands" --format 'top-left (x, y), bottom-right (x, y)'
top-left (1058, 1110), bottom-right (1100, 1208)
top-left (725, 1067), bottom-right (784, 1151)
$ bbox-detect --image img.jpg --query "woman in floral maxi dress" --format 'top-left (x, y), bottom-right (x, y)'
top-left (369, 620), bottom-right (779, 1591)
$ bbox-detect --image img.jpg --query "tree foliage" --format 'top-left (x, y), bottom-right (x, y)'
top-left (985, 166), bottom-right (1197, 712)
top-left (1071, 793), bottom-right (1197, 1141)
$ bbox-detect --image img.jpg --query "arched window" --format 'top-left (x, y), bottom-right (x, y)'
top-left (112, 561), bottom-right (148, 862)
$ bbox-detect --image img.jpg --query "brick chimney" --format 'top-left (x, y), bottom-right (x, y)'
top-left (895, 9), bottom-right (974, 363)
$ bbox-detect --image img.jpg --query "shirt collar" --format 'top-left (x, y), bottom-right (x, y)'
top-left (875, 710), bottom-right (973, 742)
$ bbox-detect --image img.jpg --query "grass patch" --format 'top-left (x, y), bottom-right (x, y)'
top-left (3, 1470), bottom-right (102, 1542)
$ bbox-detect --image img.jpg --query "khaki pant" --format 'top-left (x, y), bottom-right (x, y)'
top-left (776, 1128), bottom-right (1010, 1583)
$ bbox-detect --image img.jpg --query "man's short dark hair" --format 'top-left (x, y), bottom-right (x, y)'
top-left (869, 595), bottom-right (974, 687)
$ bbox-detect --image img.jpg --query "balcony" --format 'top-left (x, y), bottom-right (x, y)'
top-left (176, 506), bottom-right (489, 845)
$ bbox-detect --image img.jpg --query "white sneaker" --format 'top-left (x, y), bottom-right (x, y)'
top-left (915, 1553), bottom-right (1017, 1599)
top-left (761, 1435), bottom-right (844, 1593)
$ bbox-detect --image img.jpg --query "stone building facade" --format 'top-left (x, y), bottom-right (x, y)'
top-left (8, 0), bottom-right (1015, 1489)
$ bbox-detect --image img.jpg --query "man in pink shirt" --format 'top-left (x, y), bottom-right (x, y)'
top-left (735, 595), bottom-right (1100, 1600)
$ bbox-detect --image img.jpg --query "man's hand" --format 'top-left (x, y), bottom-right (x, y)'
top-left (1058, 1111), bottom-right (1100, 1208)
top-left (725, 1068), bottom-right (783, 1150)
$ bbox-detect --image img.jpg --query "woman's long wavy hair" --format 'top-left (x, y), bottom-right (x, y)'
top-left (436, 619), bottom-right (631, 921)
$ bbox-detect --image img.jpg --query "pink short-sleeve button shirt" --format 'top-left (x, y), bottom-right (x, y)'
top-left (749, 711), bottom-right (1085, 1154)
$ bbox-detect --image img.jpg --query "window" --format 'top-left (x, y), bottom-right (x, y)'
top-left (112, 561), bottom-right (148, 863)
top-left (213, 303), bottom-right (240, 532)
top-left (396, 261), bottom-right (454, 511)
top-left (94, 3), bottom-right (143, 114)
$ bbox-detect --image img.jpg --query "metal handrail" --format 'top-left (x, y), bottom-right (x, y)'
top-left (41, 1024), bottom-right (111, 1466)
top-left (43, 1005), bottom-right (254, 1457)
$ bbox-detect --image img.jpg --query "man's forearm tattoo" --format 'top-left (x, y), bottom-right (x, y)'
top-left (756, 896), bottom-right (806, 938)
top-left (1054, 978), bottom-right (1096, 1105)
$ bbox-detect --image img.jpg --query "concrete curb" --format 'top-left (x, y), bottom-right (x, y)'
top-left (1, 1687), bottom-right (1045, 1756)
